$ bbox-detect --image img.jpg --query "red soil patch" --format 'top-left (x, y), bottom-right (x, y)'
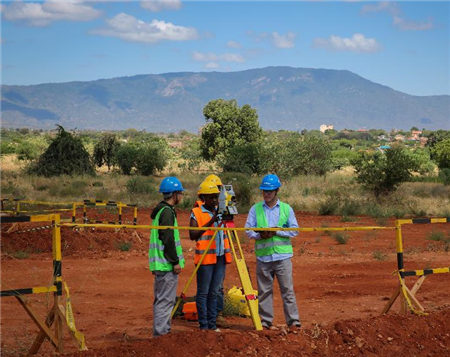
top-left (1, 210), bottom-right (449, 356)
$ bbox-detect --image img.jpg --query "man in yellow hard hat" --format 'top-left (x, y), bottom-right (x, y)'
top-left (190, 181), bottom-right (232, 332)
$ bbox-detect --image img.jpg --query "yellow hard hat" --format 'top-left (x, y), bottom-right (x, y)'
top-left (198, 181), bottom-right (220, 195)
top-left (205, 174), bottom-right (223, 186)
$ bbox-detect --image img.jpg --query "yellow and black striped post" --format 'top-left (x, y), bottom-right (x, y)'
top-left (0, 214), bottom-right (86, 354)
top-left (382, 217), bottom-right (450, 316)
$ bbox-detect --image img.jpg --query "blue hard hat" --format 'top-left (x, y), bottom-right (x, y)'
top-left (159, 177), bottom-right (185, 193)
top-left (259, 174), bottom-right (281, 190)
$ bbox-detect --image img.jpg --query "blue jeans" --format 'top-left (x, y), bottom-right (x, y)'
top-left (196, 255), bottom-right (226, 330)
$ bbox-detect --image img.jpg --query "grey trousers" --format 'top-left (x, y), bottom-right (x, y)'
top-left (256, 258), bottom-right (300, 327)
top-left (153, 271), bottom-right (178, 337)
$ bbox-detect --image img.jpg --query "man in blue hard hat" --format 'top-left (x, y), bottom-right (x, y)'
top-left (245, 174), bottom-right (301, 331)
top-left (149, 177), bottom-right (185, 337)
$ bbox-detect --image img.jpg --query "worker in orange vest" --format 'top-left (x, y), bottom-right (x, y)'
top-left (190, 181), bottom-right (232, 332)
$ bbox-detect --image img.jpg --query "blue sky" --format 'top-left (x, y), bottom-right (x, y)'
top-left (1, 1), bottom-right (449, 96)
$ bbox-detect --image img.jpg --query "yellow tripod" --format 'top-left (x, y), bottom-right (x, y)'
top-left (171, 218), bottom-right (262, 330)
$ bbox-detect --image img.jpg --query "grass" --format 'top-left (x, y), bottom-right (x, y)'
top-left (332, 232), bottom-right (349, 245)
top-left (372, 250), bottom-right (388, 261)
top-left (2, 155), bottom-right (450, 217)
top-left (9, 251), bottom-right (30, 259)
top-left (427, 230), bottom-right (446, 242)
top-left (117, 241), bottom-right (132, 252)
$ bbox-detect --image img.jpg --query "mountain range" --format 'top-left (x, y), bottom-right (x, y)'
top-left (1, 66), bottom-right (449, 131)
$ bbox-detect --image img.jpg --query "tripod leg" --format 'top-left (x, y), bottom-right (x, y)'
top-left (171, 231), bottom-right (219, 318)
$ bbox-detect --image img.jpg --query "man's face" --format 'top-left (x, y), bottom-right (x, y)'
top-left (174, 192), bottom-right (184, 205)
top-left (262, 189), bottom-right (277, 203)
top-left (203, 193), bottom-right (219, 208)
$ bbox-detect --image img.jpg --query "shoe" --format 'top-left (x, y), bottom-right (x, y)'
top-left (263, 325), bottom-right (279, 331)
top-left (288, 323), bottom-right (301, 331)
top-left (212, 328), bottom-right (221, 333)
top-left (216, 316), bottom-right (230, 328)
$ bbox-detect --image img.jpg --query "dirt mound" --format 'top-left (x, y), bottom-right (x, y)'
top-left (43, 307), bottom-right (450, 357)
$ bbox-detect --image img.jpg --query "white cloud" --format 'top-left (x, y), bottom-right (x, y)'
top-left (393, 16), bottom-right (433, 31)
top-left (1, 1), bottom-right (101, 27)
top-left (247, 30), bottom-right (296, 49)
top-left (361, 2), bottom-right (433, 31)
top-left (272, 32), bottom-right (296, 49)
top-left (141, 0), bottom-right (182, 12)
top-left (361, 2), bottom-right (400, 16)
top-left (204, 62), bottom-right (220, 69)
top-left (91, 13), bottom-right (198, 43)
top-left (227, 40), bottom-right (241, 49)
top-left (313, 33), bottom-right (382, 53)
top-left (192, 51), bottom-right (245, 63)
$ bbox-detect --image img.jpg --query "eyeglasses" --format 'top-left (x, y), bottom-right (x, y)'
top-left (262, 190), bottom-right (276, 194)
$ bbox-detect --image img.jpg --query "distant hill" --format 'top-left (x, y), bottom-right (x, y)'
top-left (1, 66), bottom-right (449, 131)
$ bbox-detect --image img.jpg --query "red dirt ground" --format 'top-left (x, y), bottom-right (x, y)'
top-left (1, 209), bottom-right (449, 356)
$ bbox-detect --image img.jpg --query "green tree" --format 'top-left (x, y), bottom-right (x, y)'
top-left (432, 138), bottom-right (450, 170)
top-left (93, 133), bottom-right (121, 171)
top-left (219, 143), bottom-right (265, 175)
top-left (115, 144), bottom-right (138, 175)
top-left (29, 125), bottom-right (95, 177)
top-left (351, 145), bottom-right (418, 198)
top-left (200, 99), bottom-right (263, 160)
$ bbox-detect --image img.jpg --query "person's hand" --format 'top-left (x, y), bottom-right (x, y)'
top-left (173, 264), bottom-right (181, 274)
top-left (260, 230), bottom-right (276, 239)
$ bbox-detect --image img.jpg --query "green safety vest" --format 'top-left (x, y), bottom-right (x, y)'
top-left (254, 201), bottom-right (293, 257)
top-left (149, 206), bottom-right (185, 272)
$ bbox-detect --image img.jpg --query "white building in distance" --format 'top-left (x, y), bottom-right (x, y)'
top-left (320, 124), bottom-right (334, 133)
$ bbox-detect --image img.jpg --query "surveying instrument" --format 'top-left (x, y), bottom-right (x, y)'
top-left (171, 185), bottom-right (262, 330)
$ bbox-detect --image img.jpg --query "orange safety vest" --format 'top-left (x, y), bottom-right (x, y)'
top-left (191, 207), bottom-right (232, 265)
top-left (193, 200), bottom-right (204, 208)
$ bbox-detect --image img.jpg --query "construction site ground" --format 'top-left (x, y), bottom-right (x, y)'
top-left (1, 209), bottom-right (449, 356)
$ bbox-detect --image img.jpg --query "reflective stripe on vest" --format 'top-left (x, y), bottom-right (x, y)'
top-left (255, 201), bottom-right (293, 257)
top-left (149, 206), bottom-right (185, 272)
top-left (192, 207), bottom-right (232, 265)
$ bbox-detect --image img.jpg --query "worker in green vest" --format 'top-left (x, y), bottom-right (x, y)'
top-left (149, 177), bottom-right (185, 337)
top-left (245, 174), bottom-right (301, 331)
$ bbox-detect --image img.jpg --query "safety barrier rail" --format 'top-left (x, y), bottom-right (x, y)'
top-left (382, 217), bottom-right (449, 316)
top-left (1, 198), bottom-right (138, 226)
top-left (0, 214), bottom-right (86, 354)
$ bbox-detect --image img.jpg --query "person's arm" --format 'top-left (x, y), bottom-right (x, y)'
top-left (245, 206), bottom-right (262, 240)
top-left (189, 210), bottom-right (220, 241)
top-left (276, 207), bottom-right (299, 238)
top-left (158, 208), bottom-right (180, 267)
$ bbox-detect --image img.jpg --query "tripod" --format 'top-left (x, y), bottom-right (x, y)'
top-left (171, 215), bottom-right (262, 330)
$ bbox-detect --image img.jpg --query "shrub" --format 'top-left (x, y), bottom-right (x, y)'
top-left (439, 168), bottom-right (450, 186)
top-left (93, 133), bottom-right (120, 171)
top-left (333, 233), bottom-right (349, 245)
top-left (318, 195), bottom-right (341, 216)
top-left (218, 143), bottom-right (264, 175)
top-left (373, 250), bottom-right (388, 261)
top-left (117, 241), bottom-right (132, 252)
top-left (29, 126), bottom-right (95, 177)
top-left (351, 145), bottom-right (418, 199)
top-left (115, 144), bottom-right (138, 175)
top-left (427, 230), bottom-right (446, 242)
top-left (126, 176), bottom-right (157, 195)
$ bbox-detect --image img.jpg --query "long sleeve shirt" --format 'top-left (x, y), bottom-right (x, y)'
top-left (245, 199), bottom-right (299, 262)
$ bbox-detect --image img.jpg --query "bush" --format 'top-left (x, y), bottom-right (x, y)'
top-left (351, 145), bottom-right (418, 199)
top-left (219, 143), bottom-right (264, 175)
top-left (126, 176), bottom-right (157, 195)
top-left (439, 168), bottom-right (450, 186)
top-left (117, 241), bottom-right (132, 252)
top-left (427, 230), bottom-right (446, 242)
top-left (373, 250), bottom-right (388, 261)
top-left (333, 233), bottom-right (349, 245)
top-left (318, 195), bottom-right (341, 216)
top-left (115, 144), bottom-right (138, 175)
top-left (29, 126), bottom-right (95, 177)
